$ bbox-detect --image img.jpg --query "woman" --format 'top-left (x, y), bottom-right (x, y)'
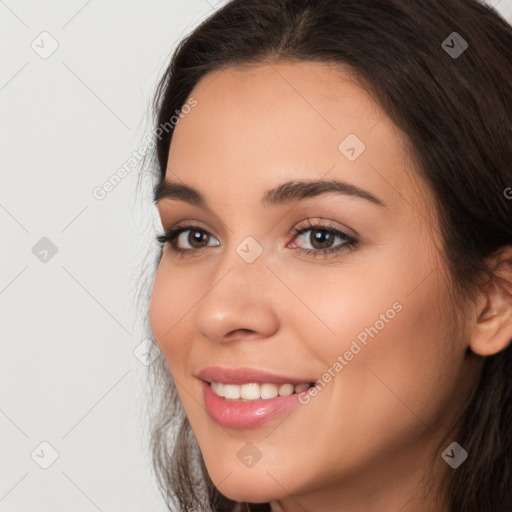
top-left (141, 0), bottom-right (512, 510)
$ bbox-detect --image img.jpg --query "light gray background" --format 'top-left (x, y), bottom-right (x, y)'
top-left (1, 1), bottom-right (511, 511)
top-left (0, 1), bottom-right (226, 511)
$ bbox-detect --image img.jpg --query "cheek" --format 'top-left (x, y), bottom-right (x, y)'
top-left (148, 259), bottom-right (193, 370)
top-left (321, 269), bottom-right (459, 436)
top-left (284, 243), bottom-right (459, 428)
top-left (148, 261), bottom-right (171, 343)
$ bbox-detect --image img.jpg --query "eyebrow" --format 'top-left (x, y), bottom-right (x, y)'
top-left (154, 178), bottom-right (386, 209)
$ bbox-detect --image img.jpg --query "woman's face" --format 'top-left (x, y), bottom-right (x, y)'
top-left (149, 62), bottom-right (477, 510)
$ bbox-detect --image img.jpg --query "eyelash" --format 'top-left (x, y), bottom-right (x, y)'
top-left (155, 219), bottom-right (358, 259)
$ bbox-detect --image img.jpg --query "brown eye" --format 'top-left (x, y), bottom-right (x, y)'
top-left (156, 225), bottom-right (220, 254)
top-left (289, 223), bottom-right (358, 259)
top-left (308, 229), bottom-right (337, 250)
top-left (186, 229), bottom-right (210, 248)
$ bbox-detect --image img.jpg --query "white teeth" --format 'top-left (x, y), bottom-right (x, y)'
top-left (223, 384), bottom-right (241, 399)
top-left (211, 381), bottom-right (224, 396)
top-left (260, 383), bottom-right (279, 399)
top-left (278, 383), bottom-right (294, 396)
top-left (210, 381), bottom-right (311, 400)
top-left (240, 383), bottom-right (260, 400)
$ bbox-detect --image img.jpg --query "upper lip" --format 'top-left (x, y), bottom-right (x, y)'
top-left (197, 366), bottom-right (314, 385)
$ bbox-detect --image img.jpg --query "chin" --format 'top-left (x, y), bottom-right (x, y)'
top-left (206, 464), bottom-right (289, 503)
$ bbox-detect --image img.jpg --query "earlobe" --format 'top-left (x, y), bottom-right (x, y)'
top-left (469, 247), bottom-right (512, 357)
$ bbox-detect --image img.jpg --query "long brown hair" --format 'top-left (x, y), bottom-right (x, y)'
top-left (140, 1), bottom-right (512, 510)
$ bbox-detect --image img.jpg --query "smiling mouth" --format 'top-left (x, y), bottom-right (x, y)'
top-left (206, 381), bottom-right (316, 401)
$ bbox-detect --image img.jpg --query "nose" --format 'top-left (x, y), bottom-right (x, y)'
top-left (192, 246), bottom-right (280, 344)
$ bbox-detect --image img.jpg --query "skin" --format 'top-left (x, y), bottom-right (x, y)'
top-left (148, 61), bottom-right (511, 512)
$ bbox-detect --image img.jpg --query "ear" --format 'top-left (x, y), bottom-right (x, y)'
top-left (469, 246), bottom-right (512, 356)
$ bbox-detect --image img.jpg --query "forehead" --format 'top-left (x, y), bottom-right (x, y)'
top-left (165, 61), bottom-right (424, 214)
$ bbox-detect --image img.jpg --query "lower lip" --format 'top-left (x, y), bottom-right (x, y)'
top-left (202, 381), bottom-right (302, 429)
